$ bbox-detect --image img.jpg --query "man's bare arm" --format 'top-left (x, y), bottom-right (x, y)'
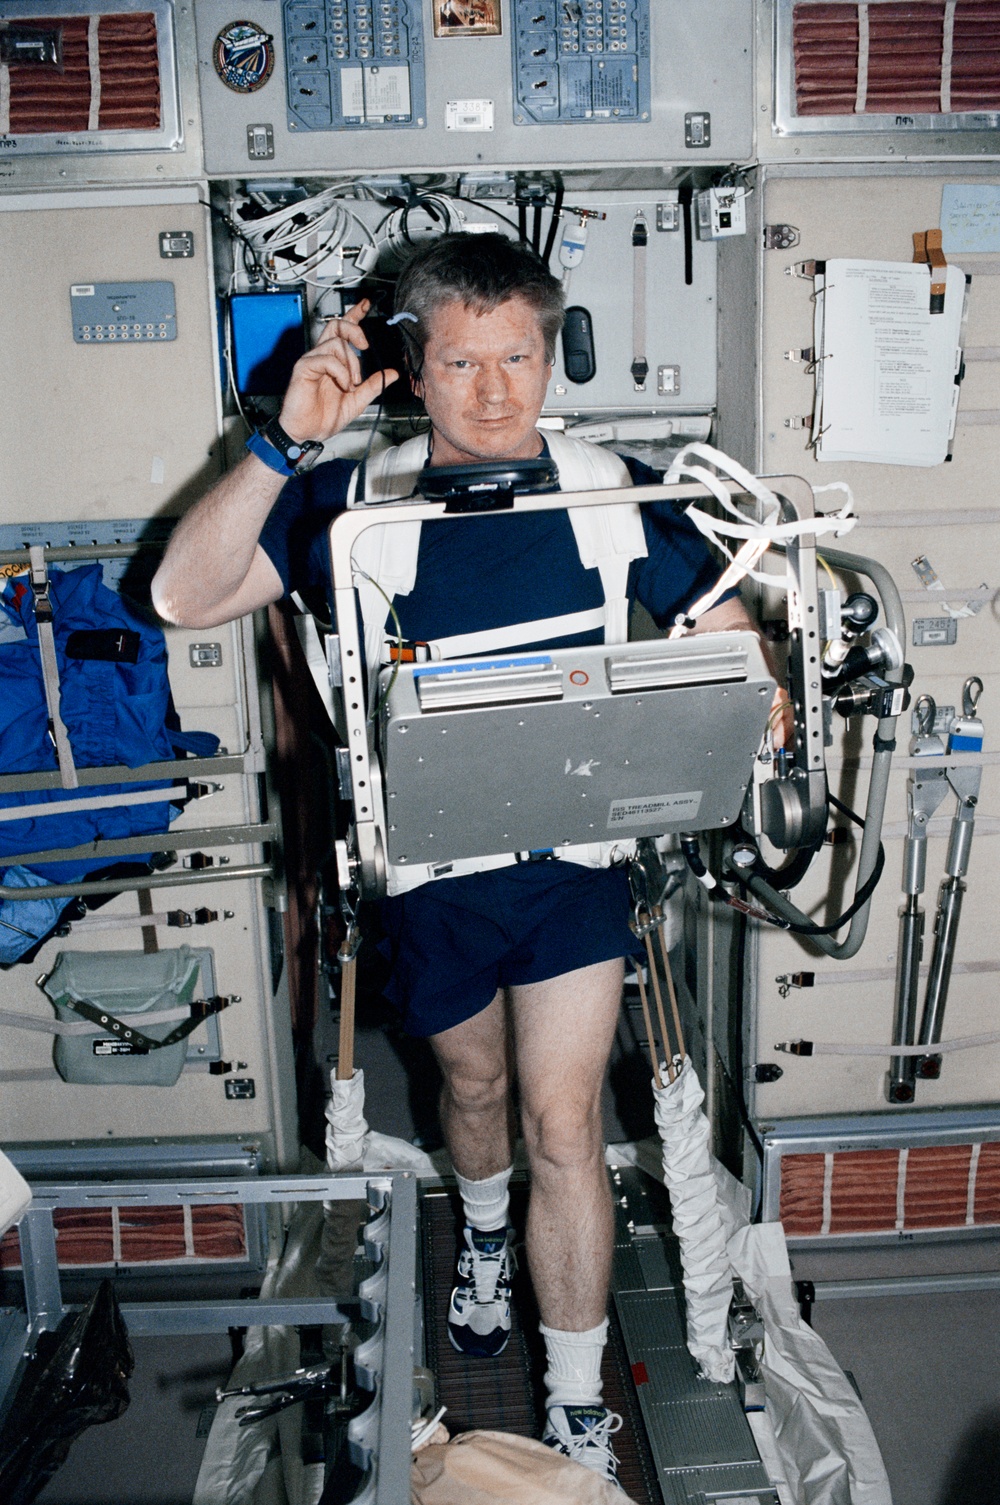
top-left (152, 300), bottom-right (398, 628)
top-left (691, 594), bottom-right (793, 747)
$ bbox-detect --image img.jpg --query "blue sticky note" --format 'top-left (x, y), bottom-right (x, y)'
top-left (940, 184), bottom-right (1000, 254)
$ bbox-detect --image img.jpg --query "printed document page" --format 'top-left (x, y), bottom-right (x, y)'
top-left (814, 260), bottom-right (965, 467)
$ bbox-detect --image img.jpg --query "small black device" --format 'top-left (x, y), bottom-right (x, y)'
top-left (561, 306), bottom-right (596, 385)
top-left (416, 457), bottom-right (559, 513)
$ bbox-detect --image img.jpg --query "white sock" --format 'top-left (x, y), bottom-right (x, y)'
top-left (455, 1167), bottom-right (512, 1232)
top-left (540, 1319), bottom-right (608, 1408)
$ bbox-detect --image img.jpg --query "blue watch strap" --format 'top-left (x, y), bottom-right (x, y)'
top-left (246, 429), bottom-right (295, 477)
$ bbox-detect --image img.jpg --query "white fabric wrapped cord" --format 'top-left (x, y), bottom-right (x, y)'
top-left (324, 1068), bottom-right (369, 1172)
top-left (652, 1056), bottom-right (735, 1383)
top-left (324, 1068), bottom-right (446, 1176)
top-left (644, 1054), bottom-right (891, 1504)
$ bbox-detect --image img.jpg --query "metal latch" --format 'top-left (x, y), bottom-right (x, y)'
top-left (684, 111), bottom-right (711, 147)
top-left (159, 231), bottom-right (195, 259)
top-left (765, 224), bottom-right (800, 250)
top-left (656, 200), bottom-right (680, 232)
top-left (786, 259), bottom-right (824, 279)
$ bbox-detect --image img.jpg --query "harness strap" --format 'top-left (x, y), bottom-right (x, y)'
top-left (0, 1003), bottom-right (198, 1037)
top-left (29, 545), bottom-right (78, 791)
top-left (51, 993), bottom-right (233, 1050)
top-left (427, 607), bottom-right (605, 659)
top-left (292, 603), bottom-right (346, 739)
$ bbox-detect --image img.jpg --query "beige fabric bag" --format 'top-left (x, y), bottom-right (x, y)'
top-left (411, 1430), bottom-right (637, 1505)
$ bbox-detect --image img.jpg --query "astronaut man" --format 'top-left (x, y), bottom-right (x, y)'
top-left (153, 233), bottom-right (789, 1486)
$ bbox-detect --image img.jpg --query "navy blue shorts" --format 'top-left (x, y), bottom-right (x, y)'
top-left (377, 861), bottom-right (642, 1038)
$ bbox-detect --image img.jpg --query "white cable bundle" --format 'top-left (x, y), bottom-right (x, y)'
top-left (378, 193), bottom-right (465, 261)
top-left (663, 443), bottom-right (857, 634)
top-left (239, 186), bottom-right (378, 290)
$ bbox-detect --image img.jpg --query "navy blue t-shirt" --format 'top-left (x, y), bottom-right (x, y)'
top-left (260, 449), bottom-right (733, 649)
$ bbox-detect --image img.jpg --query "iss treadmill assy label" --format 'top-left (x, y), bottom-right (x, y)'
top-left (608, 792), bottom-right (702, 829)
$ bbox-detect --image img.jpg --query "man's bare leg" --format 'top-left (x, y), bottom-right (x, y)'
top-left (431, 992), bottom-right (518, 1360)
top-left (509, 957), bottom-right (624, 1330)
top-left (429, 990), bottom-right (514, 1181)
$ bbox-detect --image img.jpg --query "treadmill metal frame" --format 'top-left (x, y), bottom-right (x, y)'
top-left (0, 1172), bottom-right (418, 1505)
top-left (609, 1166), bottom-right (779, 1505)
top-left (328, 473), bottom-right (819, 899)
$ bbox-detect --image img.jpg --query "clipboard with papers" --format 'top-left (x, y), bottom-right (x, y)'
top-left (811, 259), bottom-right (968, 467)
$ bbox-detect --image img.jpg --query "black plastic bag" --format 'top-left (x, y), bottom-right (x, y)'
top-left (0, 1278), bottom-right (134, 1504)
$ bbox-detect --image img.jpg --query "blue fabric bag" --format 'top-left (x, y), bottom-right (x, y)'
top-left (0, 565), bottom-right (220, 953)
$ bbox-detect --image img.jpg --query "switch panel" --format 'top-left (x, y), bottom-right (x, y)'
top-left (70, 282), bottom-right (177, 343)
top-left (282, 0), bottom-right (425, 130)
top-left (512, 0), bottom-right (650, 126)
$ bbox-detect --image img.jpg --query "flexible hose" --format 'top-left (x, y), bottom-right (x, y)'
top-left (746, 544), bottom-right (904, 958)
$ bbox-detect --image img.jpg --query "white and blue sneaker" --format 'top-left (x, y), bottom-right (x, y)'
top-left (543, 1404), bottom-right (624, 1489)
top-left (446, 1225), bottom-right (514, 1358)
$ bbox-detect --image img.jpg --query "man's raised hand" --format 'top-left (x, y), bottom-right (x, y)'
top-left (277, 299), bottom-right (399, 443)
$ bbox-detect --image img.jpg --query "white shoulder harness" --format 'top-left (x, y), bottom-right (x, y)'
top-left (345, 429), bottom-right (648, 674)
top-left (337, 430), bottom-right (650, 894)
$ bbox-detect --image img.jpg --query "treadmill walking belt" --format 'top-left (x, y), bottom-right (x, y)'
top-left (420, 1188), bottom-right (660, 1504)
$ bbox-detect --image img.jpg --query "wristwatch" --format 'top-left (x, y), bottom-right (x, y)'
top-left (246, 416), bottom-right (323, 477)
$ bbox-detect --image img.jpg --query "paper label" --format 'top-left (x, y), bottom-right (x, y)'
top-left (341, 68), bottom-right (366, 119)
top-left (941, 184), bottom-right (1000, 254)
top-left (607, 792), bottom-right (702, 829)
top-left (365, 65), bottom-right (411, 118)
top-left (446, 98), bottom-right (494, 131)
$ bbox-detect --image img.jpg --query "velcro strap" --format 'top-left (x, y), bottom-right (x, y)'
top-left (29, 545), bottom-right (78, 791)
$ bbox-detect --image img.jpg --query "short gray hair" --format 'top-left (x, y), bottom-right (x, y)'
top-left (393, 232), bottom-right (564, 377)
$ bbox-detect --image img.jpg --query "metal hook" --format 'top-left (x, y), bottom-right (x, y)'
top-left (962, 676), bottom-right (984, 718)
top-left (915, 693), bottom-right (937, 737)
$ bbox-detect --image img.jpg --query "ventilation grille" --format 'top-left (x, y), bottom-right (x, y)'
top-left (1, 12), bottom-right (161, 134)
top-left (0, 1203), bottom-right (248, 1268)
top-left (792, 2), bottom-right (1000, 115)
top-left (779, 1141), bottom-right (1000, 1237)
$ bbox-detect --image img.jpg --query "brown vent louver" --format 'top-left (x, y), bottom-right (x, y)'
top-left (0, 11), bottom-right (161, 133)
top-left (0, 1202), bottom-right (248, 1268)
top-left (793, 1), bottom-right (1000, 115)
top-left (779, 1140), bottom-right (1000, 1236)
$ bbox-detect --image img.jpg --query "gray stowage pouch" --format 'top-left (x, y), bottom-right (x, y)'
top-left (43, 947), bottom-right (201, 1087)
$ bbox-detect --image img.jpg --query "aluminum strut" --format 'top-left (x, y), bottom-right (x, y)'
top-left (916, 678), bottom-right (984, 1080)
top-left (887, 694), bottom-right (948, 1103)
